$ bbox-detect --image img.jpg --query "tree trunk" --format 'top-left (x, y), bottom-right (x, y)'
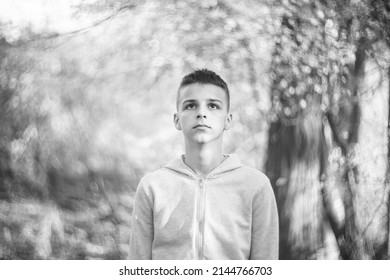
top-left (0, 39), bottom-right (13, 200)
top-left (386, 66), bottom-right (390, 259)
top-left (387, 190), bottom-right (390, 259)
top-left (324, 37), bottom-right (369, 259)
top-left (266, 107), bottom-right (327, 259)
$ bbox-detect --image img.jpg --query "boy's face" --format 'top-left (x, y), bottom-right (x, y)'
top-left (174, 83), bottom-right (232, 145)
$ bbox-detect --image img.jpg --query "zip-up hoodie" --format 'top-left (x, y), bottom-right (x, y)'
top-left (129, 154), bottom-right (279, 260)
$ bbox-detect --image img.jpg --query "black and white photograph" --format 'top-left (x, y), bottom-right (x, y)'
top-left (1, 0), bottom-right (390, 265)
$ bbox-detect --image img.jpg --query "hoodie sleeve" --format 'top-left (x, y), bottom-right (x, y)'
top-left (129, 179), bottom-right (154, 260)
top-left (250, 178), bottom-right (279, 260)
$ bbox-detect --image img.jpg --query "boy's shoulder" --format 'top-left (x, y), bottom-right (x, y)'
top-left (236, 164), bottom-right (270, 181)
top-left (138, 166), bottom-right (175, 184)
top-left (137, 157), bottom-right (186, 185)
top-left (230, 164), bottom-right (273, 195)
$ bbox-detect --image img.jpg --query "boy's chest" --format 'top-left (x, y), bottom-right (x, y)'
top-left (151, 177), bottom-right (253, 233)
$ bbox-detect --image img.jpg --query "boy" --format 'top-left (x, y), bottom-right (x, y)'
top-left (129, 69), bottom-right (278, 260)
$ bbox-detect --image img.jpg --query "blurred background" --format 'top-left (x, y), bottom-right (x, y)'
top-left (0, 0), bottom-right (390, 260)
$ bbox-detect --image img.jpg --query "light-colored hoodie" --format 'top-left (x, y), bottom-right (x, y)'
top-left (129, 154), bottom-right (279, 260)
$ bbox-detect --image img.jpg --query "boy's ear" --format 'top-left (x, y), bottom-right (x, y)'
top-left (224, 113), bottom-right (233, 130)
top-left (173, 113), bottom-right (182, 130)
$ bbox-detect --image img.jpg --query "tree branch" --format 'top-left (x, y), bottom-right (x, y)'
top-left (12, 4), bottom-right (136, 47)
top-left (325, 111), bottom-right (348, 155)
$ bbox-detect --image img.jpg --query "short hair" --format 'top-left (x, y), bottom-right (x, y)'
top-left (177, 69), bottom-right (230, 111)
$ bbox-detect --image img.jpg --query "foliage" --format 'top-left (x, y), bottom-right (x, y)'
top-left (0, 0), bottom-right (389, 259)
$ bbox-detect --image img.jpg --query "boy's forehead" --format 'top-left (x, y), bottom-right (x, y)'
top-left (177, 83), bottom-right (227, 104)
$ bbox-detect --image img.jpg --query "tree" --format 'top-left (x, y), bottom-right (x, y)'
top-left (267, 0), bottom-right (390, 259)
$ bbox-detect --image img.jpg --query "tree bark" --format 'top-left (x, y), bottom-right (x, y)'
top-left (386, 66), bottom-right (390, 259)
top-left (324, 37), bottom-right (368, 259)
top-left (266, 107), bottom-right (327, 259)
top-left (0, 39), bottom-right (13, 200)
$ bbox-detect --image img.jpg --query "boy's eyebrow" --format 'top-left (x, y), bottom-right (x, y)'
top-left (182, 99), bottom-right (198, 104)
top-left (207, 98), bottom-right (223, 103)
top-left (182, 98), bottom-right (223, 104)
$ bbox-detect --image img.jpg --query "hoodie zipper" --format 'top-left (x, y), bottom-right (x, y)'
top-left (163, 155), bottom-right (241, 259)
top-left (196, 177), bottom-right (206, 260)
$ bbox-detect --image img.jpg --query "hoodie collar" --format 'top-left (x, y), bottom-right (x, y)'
top-left (164, 154), bottom-right (243, 179)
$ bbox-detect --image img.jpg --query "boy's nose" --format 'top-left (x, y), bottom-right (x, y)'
top-left (196, 106), bottom-right (207, 119)
top-left (196, 112), bottom-right (206, 119)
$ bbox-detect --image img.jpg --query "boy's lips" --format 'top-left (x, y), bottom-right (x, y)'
top-left (193, 124), bottom-right (211, 129)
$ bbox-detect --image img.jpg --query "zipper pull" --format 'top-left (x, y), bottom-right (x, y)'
top-left (199, 178), bottom-right (204, 187)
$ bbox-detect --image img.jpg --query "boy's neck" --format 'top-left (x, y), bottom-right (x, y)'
top-left (184, 141), bottom-right (225, 178)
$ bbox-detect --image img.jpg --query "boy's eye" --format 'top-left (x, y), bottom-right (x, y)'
top-left (209, 103), bottom-right (220, 109)
top-left (184, 103), bottom-right (196, 109)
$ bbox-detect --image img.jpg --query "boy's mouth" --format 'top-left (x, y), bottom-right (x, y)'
top-left (193, 124), bottom-right (211, 129)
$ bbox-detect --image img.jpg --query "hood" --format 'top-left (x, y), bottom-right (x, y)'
top-left (164, 154), bottom-right (243, 179)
